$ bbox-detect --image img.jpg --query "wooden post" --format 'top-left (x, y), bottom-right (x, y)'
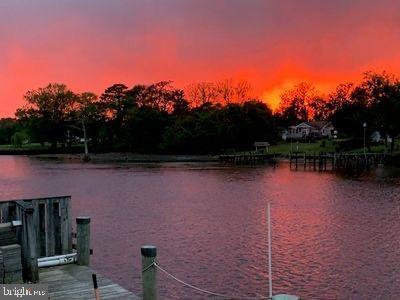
top-left (141, 245), bottom-right (157, 300)
top-left (76, 217), bottom-right (90, 266)
top-left (24, 206), bottom-right (39, 283)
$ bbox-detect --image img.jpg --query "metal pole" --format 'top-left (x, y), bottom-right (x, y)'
top-left (267, 203), bottom-right (273, 299)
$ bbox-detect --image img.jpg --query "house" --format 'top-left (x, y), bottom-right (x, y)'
top-left (282, 121), bottom-right (335, 140)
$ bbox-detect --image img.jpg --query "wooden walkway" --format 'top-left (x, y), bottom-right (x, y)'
top-left (39, 264), bottom-right (140, 300)
top-left (289, 152), bottom-right (387, 171)
top-left (219, 153), bottom-right (276, 165)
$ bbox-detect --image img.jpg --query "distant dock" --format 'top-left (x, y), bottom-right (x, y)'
top-left (219, 153), bottom-right (276, 165)
top-left (289, 152), bottom-right (387, 171)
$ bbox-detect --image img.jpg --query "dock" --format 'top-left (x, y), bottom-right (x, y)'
top-left (40, 264), bottom-right (139, 299)
top-left (0, 196), bottom-right (140, 299)
top-left (289, 152), bottom-right (387, 171)
top-left (219, 153), bottom-right (276, 165)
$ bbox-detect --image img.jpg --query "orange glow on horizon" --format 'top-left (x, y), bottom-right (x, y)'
top-left (2, 1), bottom-right (400, 117)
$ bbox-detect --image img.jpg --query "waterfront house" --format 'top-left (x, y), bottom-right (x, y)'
top-left (282, 121), bottom-right (334, 140)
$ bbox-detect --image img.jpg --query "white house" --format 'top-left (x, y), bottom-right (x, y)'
top-left (282, 121), bottom-right (334, 140)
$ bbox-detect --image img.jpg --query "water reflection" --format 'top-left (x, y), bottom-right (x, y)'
top-left (0, 156), bottom-right (399, 299)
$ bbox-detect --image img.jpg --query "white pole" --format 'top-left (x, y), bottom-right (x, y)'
top-left (82, 119), bottom-right (89, 156)
top-left (267, 203), bottom-right (273, 299)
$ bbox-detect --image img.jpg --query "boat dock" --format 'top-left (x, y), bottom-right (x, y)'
top-left (40, 264), bottom-right (138, 299)
top-left (219, 153), bottom-right (276, 164)
top-left (289, 152), bottom-right (387, 171)
top-left (0, 196), bottom-right (140, 299)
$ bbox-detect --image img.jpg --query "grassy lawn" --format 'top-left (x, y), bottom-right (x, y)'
top-left (269, 139), bottom-right (400, 155)
top-left (269, 140), bottom-right (336, 154)
top-left (0, 143), bottom-right (48, 150)
top-left (0, 143), bottom-right (84, 152)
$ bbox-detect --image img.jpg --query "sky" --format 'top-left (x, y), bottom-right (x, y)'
top-left (1, 0), bottom-right (400, 117)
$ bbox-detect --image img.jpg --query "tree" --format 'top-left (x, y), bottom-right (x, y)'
top-left (187, 82), bottom-right (218, 107)
top-left (16, 83), bottom-right (78, 148)
top-left (100, 84), bottom-right (129, 118)
top-left (216, 79), bottom-right (236, 105)
top-left (74, 92), bottom-right (104, 150)
top-left (308, 97), bottom-right (329, 121)
top-left (134, 81), bottom-right (186, 113)
top-left (359, 71), bottom-right (400, 151)
top-left (0, 118), bottom-right (18, 145)
top-left (11, 130), bottom-right (29, 147)
top-left (277, 82), bottom-right (319, 124)
top-left (325, 83), bottom-right (354, 119)
top-left (234, 80), bottom-right (253, 103)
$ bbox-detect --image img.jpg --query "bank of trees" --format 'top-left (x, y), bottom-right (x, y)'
top-left (276, 71), bottom-right (400, 150)
top-left (9, 81), bottom-right (275, 153)
top-left (2, 71), bottom-right (399, 153)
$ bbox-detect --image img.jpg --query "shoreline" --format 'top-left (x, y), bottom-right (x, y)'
top-left (29, 152), bottom-right (220, 163)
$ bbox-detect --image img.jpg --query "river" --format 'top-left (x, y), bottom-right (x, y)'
top-left (0, 155), bottom-right (399, 299)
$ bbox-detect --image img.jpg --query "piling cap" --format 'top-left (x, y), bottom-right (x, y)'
top-left (76, 216), bottom-right (91, 224)
top-left (141, 245), bottom-right (157, 257)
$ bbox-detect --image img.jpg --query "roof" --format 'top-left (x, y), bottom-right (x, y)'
top-left (295, 121), bottom-right (332, 130)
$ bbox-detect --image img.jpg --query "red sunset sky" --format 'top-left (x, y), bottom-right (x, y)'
top-left (1, 0), bottom-right (400, 117)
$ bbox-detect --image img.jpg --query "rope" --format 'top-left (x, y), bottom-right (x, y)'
top-left (142, 259), bottom-right (156, 273)
top-left (153, 261), bottom-right (271, 300)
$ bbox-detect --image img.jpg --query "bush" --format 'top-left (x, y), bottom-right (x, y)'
top-left (11, 131), bottom-right (29, 147)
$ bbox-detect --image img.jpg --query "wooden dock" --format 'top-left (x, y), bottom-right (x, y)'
top-left (219, 153), bottom-right (276, 165)
top-left (289, 152), bottom-right (387, 171)
top-left (0, 196), bottom-right (141, 299)
top-left (40, 264), bottom-right (139, 300)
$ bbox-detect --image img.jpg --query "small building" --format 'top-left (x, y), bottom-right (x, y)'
top-left (282, 121), bottom-right (334, 140)
top-left (254, 141), bottom-right (270, 152)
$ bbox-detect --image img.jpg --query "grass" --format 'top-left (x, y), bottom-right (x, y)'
top-left (0, 143), bottom-right (48, 150)
top-left (269, 140), bottom-right (336, 155)
top-left (0, 143), bottom-right (84, 152)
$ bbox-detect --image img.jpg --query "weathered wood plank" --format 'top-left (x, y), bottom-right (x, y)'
top-left (53, 202), bottom-right (62, 255)
top-left (39, 265), bottom-right (139, 300)
top-left (38, 203), bottom-right (46, 257)
top-left (59, 197), bottom-right (72, 254)
top-left (46, 199), bottom-right (56, 257)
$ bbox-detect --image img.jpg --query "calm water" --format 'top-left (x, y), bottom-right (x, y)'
top-left (0, 155), bottom-right (400, 299)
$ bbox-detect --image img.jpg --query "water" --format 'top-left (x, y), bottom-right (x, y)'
top-left (0, 155), bottom-right (400, 299)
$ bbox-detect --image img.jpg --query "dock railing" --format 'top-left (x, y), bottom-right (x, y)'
top-left (0, 196), bottom-right (73, 282)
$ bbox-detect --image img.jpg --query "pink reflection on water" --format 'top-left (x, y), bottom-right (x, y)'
top-left (0, 157), bottom-right (400, 299)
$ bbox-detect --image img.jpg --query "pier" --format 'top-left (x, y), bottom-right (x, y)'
top-left (289, 152), bottom-right (387, 171)
top-left (40, 264), bottom-right (138, 299)
top-left (0, 196), bottom-right (139, 299)
top-left (219, 153), bottom-right (276, 165)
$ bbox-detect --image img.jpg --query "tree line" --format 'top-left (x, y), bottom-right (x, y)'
top-left (276, 71), bottom-right (400, 151)
top-left (1, 71), bottom-right (399, 153)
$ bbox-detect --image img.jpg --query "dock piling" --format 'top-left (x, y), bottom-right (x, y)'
top-left (23, 206), bottom-right (39, 282)
top-left (76, 217), bottom-right (91, 266)
top-left (141, 245), bottom-right (157, 300)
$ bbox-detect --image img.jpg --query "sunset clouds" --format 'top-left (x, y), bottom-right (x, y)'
top-left (1, 0), bottom-right (400, 116)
